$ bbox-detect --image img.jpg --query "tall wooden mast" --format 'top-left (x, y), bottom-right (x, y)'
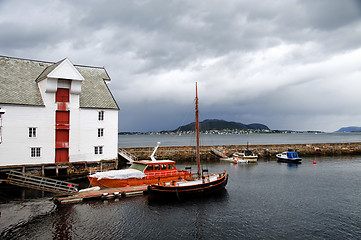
top-left (195, 82), bottom-right (201, 176)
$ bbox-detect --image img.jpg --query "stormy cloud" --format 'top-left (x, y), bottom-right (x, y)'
top-left (1, 0), bottom-right (361, 132)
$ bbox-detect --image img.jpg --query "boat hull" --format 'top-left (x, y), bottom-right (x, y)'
top-left (276, 151), bottom-right (302, 164)
top-left (88, 171), bottom-right (189, 188)
top-left (148, 172), bottom-right (228, 200)
top-left (220, 157), bottom-right (239, 163)
top-left (276, 157), bottom-right (302, 164)
top-left (220, 157), bottom-right (257, 163)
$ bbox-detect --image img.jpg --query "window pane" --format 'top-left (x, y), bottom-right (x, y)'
top-left (99, 146), bottom-right (103, 154)
top-left (98, 111), bottom-right (104, 120)
top-left (29, 128), bottom-right (37, 138)
top-left (98, 128), bottom-right (104, 137)
top-left (31, 147), bottom-right (40, 157)
top-left (94, 146), bottom-right (103, 155)
top-left (36, 148), bottom-right (40, 157)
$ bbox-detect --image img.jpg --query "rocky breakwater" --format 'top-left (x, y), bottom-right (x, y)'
top-left (123, 142), bottom-right (361, 162)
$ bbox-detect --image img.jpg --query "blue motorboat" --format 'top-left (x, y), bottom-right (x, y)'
top-left (276, 150), bottom-right (302, 163)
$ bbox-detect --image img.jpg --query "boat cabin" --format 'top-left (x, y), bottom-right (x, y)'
top-left (285, 151), bottom-right (299, 159)
top-left (130, 160), bottom-right (179, 178)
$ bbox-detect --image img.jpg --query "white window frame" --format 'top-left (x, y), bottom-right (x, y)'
top-left (94, 146), bottom-right (103, 155)
top-left (98, 111), bottom-right (104, 121)
top-left (30, 147), bottom-right (41, 158)
top-left (98, 128), bottom-right (104, 137)
top-left (28, 127), bottom-right (37, 138)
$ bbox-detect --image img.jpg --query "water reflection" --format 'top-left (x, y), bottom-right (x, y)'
top-left (276, 162), bottom-right (300, 169)
top-left (148, 188), bottom-right (229, 206)
top-left (286, 163), bottom-right (299, 169)
top-left (53, 205), bottom-right (73, 240)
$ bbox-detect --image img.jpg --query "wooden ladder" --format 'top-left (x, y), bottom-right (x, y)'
top-left (118, 148), bottom-right (138, 163)
top-left (7, 170), bottom-right (78, 194)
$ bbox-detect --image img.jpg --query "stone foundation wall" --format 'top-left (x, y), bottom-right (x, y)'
top-left (122, 142), bottom-right (361, 162)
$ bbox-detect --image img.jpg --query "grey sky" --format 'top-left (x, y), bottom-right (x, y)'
top-left (1, 0), bottom-right (361, 132)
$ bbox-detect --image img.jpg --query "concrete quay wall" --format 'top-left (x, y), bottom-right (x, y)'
top-left (123, 142), bottom-right (361, 162)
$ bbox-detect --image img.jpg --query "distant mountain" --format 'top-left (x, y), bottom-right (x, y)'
top-left (171, 119), bottom-right (270, 132)
top-left (335, 126), bottom-right (361, 133)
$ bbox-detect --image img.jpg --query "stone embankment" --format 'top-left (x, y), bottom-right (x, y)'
top-left (123, 142), bottom-right (361, 162)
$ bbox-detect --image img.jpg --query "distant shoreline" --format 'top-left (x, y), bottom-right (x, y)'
top-left (118, 132), bottom-right (361, 148)
top-left (118, 130), bottom-right (325, 135)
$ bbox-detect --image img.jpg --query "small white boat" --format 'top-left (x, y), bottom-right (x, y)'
top-left (233, 149), bottom-right (258, 162)
top-left (276, 150), bottom-right (302, 163)
top-left (221, 145), bottom-right (257, 164)
top-left (221, 156), bottom-right (249, 163)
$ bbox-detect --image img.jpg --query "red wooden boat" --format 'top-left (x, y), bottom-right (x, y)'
top-left (148, 83), bottom-right (228, 199)
top-left (88, 143), bottom-right (190, 188)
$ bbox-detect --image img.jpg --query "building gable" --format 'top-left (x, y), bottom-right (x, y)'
top-left (37, 58), bottom-right (85, 95)
top-left (0, 56), bottom-right (119, 110)
top-left (46, 58), bottom-right (85, 82)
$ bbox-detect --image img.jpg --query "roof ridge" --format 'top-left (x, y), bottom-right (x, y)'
top-left (0, 54), bottom-right (54, 65)
top-left (0, 55), bottom-right (105, 70)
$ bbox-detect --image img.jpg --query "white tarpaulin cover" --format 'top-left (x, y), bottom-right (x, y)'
top-left (89, 169), bottom-right (145, 180)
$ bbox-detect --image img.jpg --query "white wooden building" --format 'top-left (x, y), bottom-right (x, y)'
top-left (0, 56), bottom-right (119, 168)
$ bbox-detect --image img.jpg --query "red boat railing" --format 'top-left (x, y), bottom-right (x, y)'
top-left (144, 169), bottom-right (191, 179)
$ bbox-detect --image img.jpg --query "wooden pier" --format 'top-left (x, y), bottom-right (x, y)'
top-left (0, 159), bottom-right (118, 179)
top-left (54, 185), bottom-right (148, 204)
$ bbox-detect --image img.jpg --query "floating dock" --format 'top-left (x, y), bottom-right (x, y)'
top-left (54, 185), bottom-right (148, 204)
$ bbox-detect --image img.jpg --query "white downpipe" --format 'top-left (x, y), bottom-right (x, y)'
top-left (150, 142), bottom-right (161, 162)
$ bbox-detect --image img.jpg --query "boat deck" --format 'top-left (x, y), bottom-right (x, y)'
top-left (54, 185), bottom-right (148, 204)
top-left (163, 173), bottom-right (220, 187)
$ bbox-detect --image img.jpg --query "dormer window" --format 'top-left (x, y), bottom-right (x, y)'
top-left (98, 111), bottom-right (104, 121)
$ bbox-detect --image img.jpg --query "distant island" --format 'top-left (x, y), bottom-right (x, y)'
top-left (118, 119), bottom-right (326, 135)
top-left (119, 119), bottom-right (272, 135)
top-left (170, 119), bottom-right (269, 132)
top-left (335, 126), bottom-right (361, 133)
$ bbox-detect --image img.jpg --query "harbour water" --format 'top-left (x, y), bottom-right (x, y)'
top-left (1, 133), bottom-right (361, 239)
top-left (118, 132), bottom-right (361, 148)
top-left (2, 157), bottom-right (361, 239)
